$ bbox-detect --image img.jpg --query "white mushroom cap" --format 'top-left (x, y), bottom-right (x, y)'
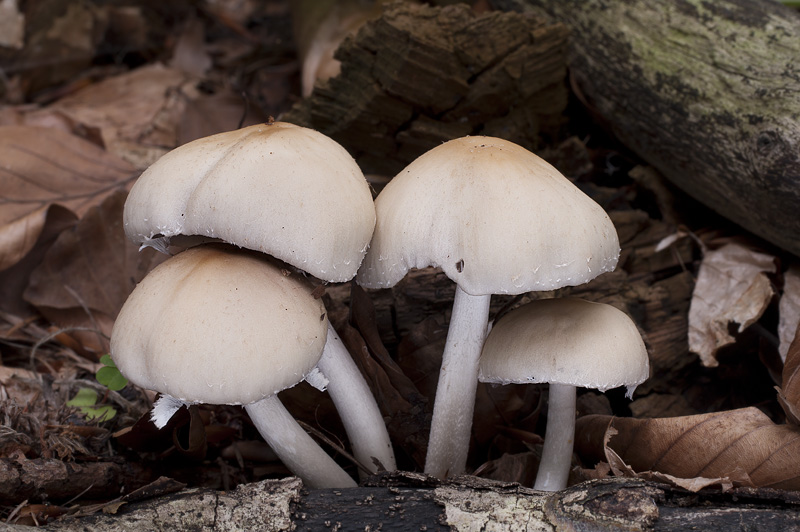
top-left (356, 136), bottom-right (620, 295)
top-left (123, 122), bottom-right (375, 282)
top-left (478, 298), bottom-right (649, 394)
top-left (110, 245), bottom-right (328, 405)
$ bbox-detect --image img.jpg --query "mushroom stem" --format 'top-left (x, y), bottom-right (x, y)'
top-left (534, 382), bottom-right (577, 491)
top-left (245, 394), bottom-right (357, 489)
top-left (317, 322), bottom-right (397, 478)
top-left (424, 287), bottom-right (491, 478)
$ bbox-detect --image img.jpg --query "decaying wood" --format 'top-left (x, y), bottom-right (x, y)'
top-left (284, 1), bottom-right (569, 176)
top-left (10, 474), bottom-right (800, 531)
top-left (0, 452), bottom-right (151, 506)
top-left (495, 0), bottom-right (800, 257)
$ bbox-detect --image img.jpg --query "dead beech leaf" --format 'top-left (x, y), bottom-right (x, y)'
top-left (778, 322), bottom-right (800, 425)
top-left (344, 284), bottom-right (430, 467)
top-left (779, 266), bottom-right (800, 361)
top-left (475, 451), bottom-right (538, 486)
top-left (575, 408), bottom-right (800, 490)
top-left (0, 204), bottom-right (77, 320)
top-left (178, 90), bottom-right (265, 146)
top-left (600, 427), bottom-right (738, 492)
top-left (28, 64), bottom-right (193, 169)
top-left (688, 243), bottom-right (776, 367)
top-left (23, 191), bottom-right (164, 356)
top-left (0, 126), bottom-right (136, 270)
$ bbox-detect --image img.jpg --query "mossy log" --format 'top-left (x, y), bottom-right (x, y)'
top-left (494, 0), bottom-right (800, 257)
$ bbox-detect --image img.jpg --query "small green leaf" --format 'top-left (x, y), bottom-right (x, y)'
top-left (67, 387), bottom-right (99, 407)
top-left (67, 387), bottom-right (117, 421)
top-left (97, 366), bottom-right (128, 391)
top-left (96, 355), bottom-right (128, 391)
top-left (83, 405), bottom-right (117, 422)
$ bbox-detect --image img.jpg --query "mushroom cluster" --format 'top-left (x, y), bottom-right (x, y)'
top-left (356, 135), bottom-right (629, 480)
top-left (112, 121), bottom-right (396, 488)
top-left (113, 123), bottom-right (648, 492)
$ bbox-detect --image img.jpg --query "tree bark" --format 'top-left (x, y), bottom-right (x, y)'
top-left (284, 1), bottom-right (569, 176)
top-left (13, 474), bottom-right (800, 531)
top-left (494, 0), bottom-right (800, 257)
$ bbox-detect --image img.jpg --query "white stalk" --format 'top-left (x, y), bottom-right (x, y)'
top-left (317, 322), bottom-right (397, 478)
top-left (424, 287), bottom-right (491, 478)
top-left (534, 382), bottom-right (577, 491)
top-left (245, 394), bottom-right (356, 489)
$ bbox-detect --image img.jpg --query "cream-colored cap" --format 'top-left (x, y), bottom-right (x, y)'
top-left (356, 136), bottom-right (620, 295)
top-left (123, 122), bottom-right (375, 282)
top-left (478, 298), bottom-right (649, 394)
top-left (110, 245), bottom-right (328, 405)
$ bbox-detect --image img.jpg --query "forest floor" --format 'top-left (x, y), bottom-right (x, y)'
top-left (0, 0), bottom-right (799, 527)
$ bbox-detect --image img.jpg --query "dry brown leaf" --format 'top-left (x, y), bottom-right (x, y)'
top-left (575, 408), bottom-right (800, 490)
top-left (22, 191), bottom-right (164, 356)
top-left (8, 2), bottom-right (103, 97)
top-left (178, 90), bottom-right (266, 146)
top-left (628, 393), bottom-right (698, 419)
top-left (688, 243), bottom-right (776, 367)
top-left (779, 266), bottom-right (800, 361)
top-left (0, 204), bottom-right (77, 319)
top-left (27, 64), bottom-right (194, 169)
top-left (778, 322), bottom-right (800, 425)
top-left (0, 125), bottom-right (135, 272)
top-left (600, 427), bottom-right (739, 492)
top-left (345, 284), bottom-right (430, 467)
top-left (475, 451), bottom-right (538, 486)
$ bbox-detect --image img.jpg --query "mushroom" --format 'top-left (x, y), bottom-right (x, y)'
top-left (121, 121), bottom-right (395, 475)
top-left (357, 136), bottom-right (620, 478)
top-left (111, 245), bottom-right (356, 488)
top-left (478, 298), bottom-right (649, 491)
top-left (124, 121), bottom-right (374, 283)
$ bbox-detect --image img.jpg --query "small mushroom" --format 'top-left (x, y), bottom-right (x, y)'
top-left (121, 121), bottom-right (395, 476)
top-left (357, 136), bottom-right (620, 478)
top-left (478, 298), bottom-right (649, 491)
top-left (111, 245), bottom-right (356, 488)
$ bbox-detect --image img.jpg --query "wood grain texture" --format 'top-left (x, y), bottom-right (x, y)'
top-left (284, 2), bottom-right (569, 175)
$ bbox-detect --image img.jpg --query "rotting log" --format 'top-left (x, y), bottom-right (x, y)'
top-left (11, 474), bottom-right (800, 531)
top-left (493, 0), bottom-right (800, 257)
top-left (283, 1), bottom-right (569, 176)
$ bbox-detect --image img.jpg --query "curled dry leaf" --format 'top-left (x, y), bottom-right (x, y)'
top-left (0, 204), bottom-right (77, 319)
top-left (575, 408), bottom-right (800, 491)
top-left (779, 266), bottom-right (800, 361)
top-left (778, 322), bottom-right (800, 425)
top-left (26, 64), bottom-right (193, 169)
top-left (600, 426), bottom-right (738, 492)
top-left (688, 243), bottom-right (776, 367)
top-left (0, 125), bottom-right (136, 270)
top-left (23, 191), bottom-right (165, 356)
